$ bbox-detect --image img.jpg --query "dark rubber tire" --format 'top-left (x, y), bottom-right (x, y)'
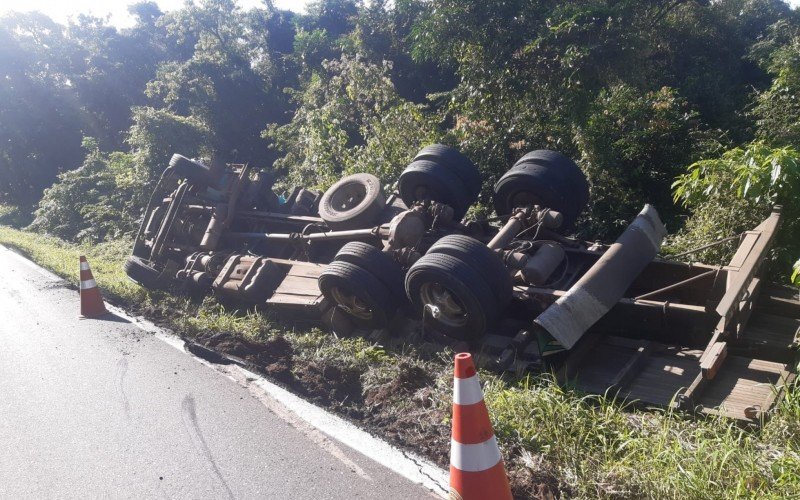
top-left (493, 150), bottom-right (589, 229)
top-left (413, 144), bottom-right (482, 198)
top-left (427, 235), bottom-right (513, 308)
top-left (334, 242), bottom-right (405, 303)
top-left (398, 160), bottom-right (472, 220)
top-left (405, 253), bottom-right (497, 341)
top-left (319, 260), bottom-right (395, 329)
top-left (319, 173), bottom-right (386, 230)
top-left (124, 255), bottom-right (164, 289)
top-left (169, 154), bottom-right (214, 186)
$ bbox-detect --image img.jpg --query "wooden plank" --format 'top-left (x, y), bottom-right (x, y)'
top-left (273, 275), bottom-right (321, 296)
top-left (727, 231), bottom-right (760, 269)
top-left (608, 342), bottom-right (654, 391)
top-left (715, 211), bottom-right (781, 325)
top-left (756, 285), bottom-right (800, 317)
top-left (267, 293), bottom-right (322, 306)
top-left (735, 277), bottom-right (761, 336)
top-left (557, 334), bottom-right (602, 385)
top-left (285, 265), bottom-right (326, 279)
top-left (700, 341), bottom-right (727, 379)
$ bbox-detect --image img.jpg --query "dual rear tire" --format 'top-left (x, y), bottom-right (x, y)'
top-left (398, 144), bottom-right (481, 221)
top-left (318, 242), bottom-right (405, 329)
top-left (405, 235), bottom-right (512, 341)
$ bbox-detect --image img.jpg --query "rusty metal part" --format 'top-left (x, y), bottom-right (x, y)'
top-left (151, 181), bottom-right (190, 260)
top-left (496, 329), bottom-right (536, 371)
top-left (291, 188), bottom-right (319, 216)
top-left (487, 210), bottom-right (527, 250)
top-left (212, 254), bottom-right (284, 302)
top-left (634, 268), bottom-right (719, 301)
top-left (391, 247), bottom-right (421, 267)
top-left (521, 243), bottom-right (565, 286)
top-left (200, 203), bottom-right (228, 250)
top-left (534, 205), bottom-right (667, 349)
top-left (227, 226), bottom-right (382, 242)
top-left (386, 210), bottom-right (426, 250)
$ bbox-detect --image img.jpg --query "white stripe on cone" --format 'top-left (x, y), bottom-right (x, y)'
top-left (453, 375), bottom-right (484, 406)
top-left (80, 262), bottom-right (90, 271)
top-left (81, 279), bottom-right (97, 289)
top-left (450, 436), bottom-right (503, 472)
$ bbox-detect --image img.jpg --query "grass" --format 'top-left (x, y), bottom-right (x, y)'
top-left (2, 225), bottom-right (799, 499)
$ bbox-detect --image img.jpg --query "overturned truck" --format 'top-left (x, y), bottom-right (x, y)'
top-left (126, 146), bottom-right (799, 423)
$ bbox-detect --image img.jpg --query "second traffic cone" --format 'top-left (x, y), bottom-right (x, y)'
top-left (79, 256), bottom-right (108, 318)
top-left (449, 352), bottom-right (512, 500)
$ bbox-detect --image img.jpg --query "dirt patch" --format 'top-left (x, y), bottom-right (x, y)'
top-left (360, 363), bottom-right (451, 467)
top-left (364, 362), bottom-right (433, 408)
top-left (507, 462), bottom-right (562, 499)
top-left (199, 332), bottom-right (295, 384)
top-left (293, 361), bottom-right (364, 412)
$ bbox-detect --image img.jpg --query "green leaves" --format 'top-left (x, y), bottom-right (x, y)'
top-left (673, 142), bottom-right (800, 208)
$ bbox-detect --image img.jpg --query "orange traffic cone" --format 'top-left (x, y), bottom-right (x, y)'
top-left (449, 352), bottom-right (512, 500)
top-left (79, 256), bottom-right (108, 318)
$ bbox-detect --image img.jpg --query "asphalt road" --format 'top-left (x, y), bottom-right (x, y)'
top-left (0, 247), bottom-right (438, 499)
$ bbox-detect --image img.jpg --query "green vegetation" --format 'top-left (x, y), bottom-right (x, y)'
top-left (1, 225), bottom-right (799, 498)
top-left (1, 1), bottom-right (798, 281)
top-left (3, 1), bottom-right (800, 496)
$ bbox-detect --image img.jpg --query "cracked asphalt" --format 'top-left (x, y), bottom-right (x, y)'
top-left (0, 247), bottom-right (437, 499)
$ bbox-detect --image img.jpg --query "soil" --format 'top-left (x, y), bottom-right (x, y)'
top-left (198, 331), bottom-right (295, 385)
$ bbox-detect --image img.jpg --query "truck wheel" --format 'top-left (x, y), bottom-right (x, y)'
top-left (405, 253), bottom-right (497, 341)
top-left (334, 242), bottom-right (405, 303)
top-left (319, 174), bottom-right (386, 230)
top-left (319, 261), bottom-right (395, 329)
top-left (413, 144), bottom-right (482, 198)
top-left (398, 160), bottom-right (472, 220)
top-left (493, 150), bottom-right (588, 229)
top-left (427, 235), bottom-right (512, 308)
top-left (169, 154), bottom-right (214, 186)
top-left (124, 255), bottom-right (164, 289)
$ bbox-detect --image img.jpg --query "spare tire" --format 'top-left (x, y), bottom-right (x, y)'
top-left (493, 150), bottom-right (588, 229)
top-left (124, 255), bottom-right (164, 289)
top-left (319, 260), bottom-right (395, 329)
top-left (398, 160), bottom-right (472, 220)
top-left (413, 144), bottom-right (482, 198)
top-left (319, 173), bottom-right (386, 230)
top-left (334, 242), bottom-right (405, 303)
top-left (427, 235), bottom-right (512, 308)
top-left (405, 252), bottom-right (498, 341)
top-left (169, 154), bottom-right (214, 186)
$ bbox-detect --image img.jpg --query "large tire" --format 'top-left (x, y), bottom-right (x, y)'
top-left (319, 173), bottom-right (386, 230)
top-left (169, 154), bottom-right (214, 186)
top-left (405, 253), bottom-right (497, 341)
top-left (124, 255), bottom-right (164, 289)
top-left (413, 144), bottom-right (482, 198)
top-left (427, 235), bottom-right (513, 308)
top-left (398, 160), bottom-right (472, 220)
top-left (319, 260), bottom-right (395, 329)
top-left (493, 150), bottom-right (589, 229)
top-left (334, 242), bottom-right (405, 303)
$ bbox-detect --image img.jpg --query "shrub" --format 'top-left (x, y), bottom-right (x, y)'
top-left (265, 54), bottom-right (441, 191)
top-left (29, 139), bottom-right (141, 242)
top-left (671, 141), bottom-right (800, 278)
top-left (576, 85), bottom-right (720, 239)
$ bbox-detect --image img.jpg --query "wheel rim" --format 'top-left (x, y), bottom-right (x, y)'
top-left (509, 191), bottom-right (540, 209)
top-left (330, 286), bottom-right (374, 320)
top-left (330, 182), bottom-right (367, 211)
top-left (419, 282), bottom-right (468, 327)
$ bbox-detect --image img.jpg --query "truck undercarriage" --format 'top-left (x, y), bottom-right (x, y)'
top-left (125, 147), bottom-right (799, 423)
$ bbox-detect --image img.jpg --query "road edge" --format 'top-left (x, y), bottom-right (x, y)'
top-left (0, 244), bottom-right (450, 497)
